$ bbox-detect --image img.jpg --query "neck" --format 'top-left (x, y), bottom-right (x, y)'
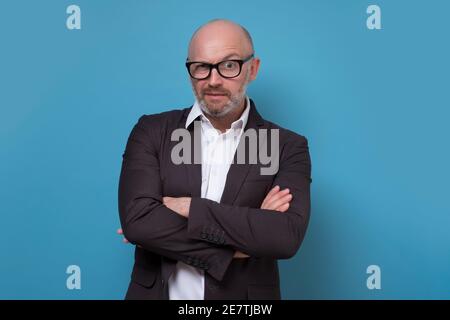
top-left (205, 99), bottom-right (247, 133)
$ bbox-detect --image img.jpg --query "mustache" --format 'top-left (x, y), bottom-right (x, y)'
top-left (202, 89), bottom-right (230, 96)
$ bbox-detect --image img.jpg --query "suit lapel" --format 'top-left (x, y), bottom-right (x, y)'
top-left (220, 99), bottom-right (265, 205)
top-left (184, 110), bottom-right (202, 198)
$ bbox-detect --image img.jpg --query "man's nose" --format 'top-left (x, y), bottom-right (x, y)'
top-left (207, 68), bottom-right (223, 87)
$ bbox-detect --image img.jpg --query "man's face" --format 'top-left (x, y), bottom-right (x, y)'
top-left (187, 23), bottom-right (260, 117)
top-left (189, 54), bottom-right (251, 118)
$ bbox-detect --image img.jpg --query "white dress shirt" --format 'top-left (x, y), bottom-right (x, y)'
top-left (168, 97), bottom-right (250, 300)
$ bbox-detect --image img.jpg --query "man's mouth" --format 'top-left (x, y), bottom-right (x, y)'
top-left (204, 92), bottom-right (228, 96)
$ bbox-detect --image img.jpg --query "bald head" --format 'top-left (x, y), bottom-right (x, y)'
top-left (188, 19), bottom-right (254, 60)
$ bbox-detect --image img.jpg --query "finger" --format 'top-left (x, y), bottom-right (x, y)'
top-left (262, 187), bottom-right (287, 209)
top-left (275, 202), bottom-right (290, 213)
top-left (117, 228), bottom-right (123, 235)
top-left (265, 185), bottom-right (280, 201)
top-left (261, 185), bottom-right (280, 208)
top-left (265, 188), bottom-right (290, 208)
top-left (122, 238), bottom-right (129, 243)
top-left (270, 193), bottom-right (292, 210)
top-left (267, 193), bottom-right (292, 211)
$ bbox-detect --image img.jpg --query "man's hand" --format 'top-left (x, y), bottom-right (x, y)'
top-left (163, 196), bottom-right (191, 218)
top-left (261, 185), bottom-right (292, 212)
top-left (117, 228), bottom-right (130, 243)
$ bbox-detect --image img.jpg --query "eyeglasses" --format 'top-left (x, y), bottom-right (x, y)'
top-left (186, 54), bottom-right (254, 80)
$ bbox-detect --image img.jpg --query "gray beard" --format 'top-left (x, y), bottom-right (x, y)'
top-left (198, 92), bottom-right (245, 118)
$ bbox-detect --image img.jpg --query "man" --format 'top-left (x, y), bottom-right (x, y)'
top-left (118, 19), bottom-right (312, 300)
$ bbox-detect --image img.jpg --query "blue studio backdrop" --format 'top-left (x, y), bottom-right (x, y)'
top-left (0, 0), bottom-right (449, 299)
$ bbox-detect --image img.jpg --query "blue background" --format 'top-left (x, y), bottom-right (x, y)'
top-left (0, 0), bottom-right (449, 299)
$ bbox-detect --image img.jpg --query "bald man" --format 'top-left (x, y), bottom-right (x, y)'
top-left (118, 19), bottom-right (312, 300)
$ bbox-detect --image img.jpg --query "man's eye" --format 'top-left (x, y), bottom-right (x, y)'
top-left (223, 61), bottom-right (237, 69)
top-left (194, 64), bottom-right (210, 72)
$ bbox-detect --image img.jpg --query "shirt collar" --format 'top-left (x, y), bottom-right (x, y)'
top-left (185, 96), bottom-right (250, 131)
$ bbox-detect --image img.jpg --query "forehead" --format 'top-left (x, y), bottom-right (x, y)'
top-left (188, 23), bottom-right (251, 62)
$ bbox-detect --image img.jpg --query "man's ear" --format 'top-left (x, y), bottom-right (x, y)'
top-left (249, 58), bottom-right (261, 81)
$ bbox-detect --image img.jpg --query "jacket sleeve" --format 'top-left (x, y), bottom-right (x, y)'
top-left (118, 115), bottom-right (234, 281)
top-left (187, 134), bottom-right (312, 259)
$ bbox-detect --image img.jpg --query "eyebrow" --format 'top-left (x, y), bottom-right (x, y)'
top-left (221, 53), bottom-right (241, 60)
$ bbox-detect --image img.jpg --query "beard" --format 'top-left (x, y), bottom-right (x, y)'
top-left (193, 70), bottom-right (250, 118)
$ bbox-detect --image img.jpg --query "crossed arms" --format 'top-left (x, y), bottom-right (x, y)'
top-left (118, 116), bottom-right (311, 281)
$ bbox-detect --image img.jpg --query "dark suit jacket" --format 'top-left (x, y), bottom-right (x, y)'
top-left (118, 99), bottom-right (312, 300)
